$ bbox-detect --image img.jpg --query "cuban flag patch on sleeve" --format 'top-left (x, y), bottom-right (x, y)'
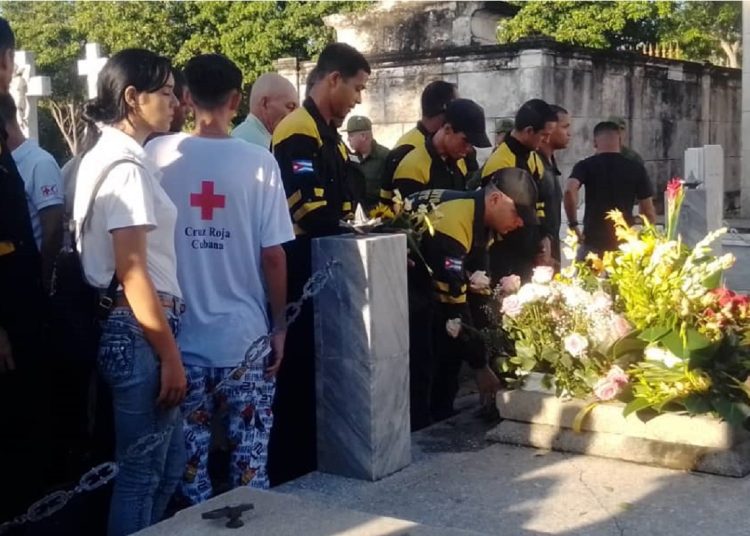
top-left (444, 257), bottom-right (463, 272)
top-left (292, 160), bottom-right (314, 174)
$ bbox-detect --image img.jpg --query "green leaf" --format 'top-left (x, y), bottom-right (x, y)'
top-left (683, 395), bottom-right (712, 415)
top-left (711, 398), bottom-right (750, 428)
top-left (610, 336), bottom-right (647, 359)
top-left (638, 326), bottom-right (671, 343)
top-left (702, 269), bottom-right (723, 290)
top-left (623, 397), bottom-right (652, 417)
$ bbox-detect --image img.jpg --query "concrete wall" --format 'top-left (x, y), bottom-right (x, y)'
top-left (277, 40), bottom-right (740, 206)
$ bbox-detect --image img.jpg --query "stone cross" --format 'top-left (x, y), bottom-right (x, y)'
top-left (77, 43), bottom-right (108, 99)
top-left (11, 51), bottom-right (51, 140)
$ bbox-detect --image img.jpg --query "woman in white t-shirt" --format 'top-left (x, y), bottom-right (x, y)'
top-left (72, 49), bottom-right (185, 536)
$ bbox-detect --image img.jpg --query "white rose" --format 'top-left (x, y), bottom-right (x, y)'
top-left (531, 266), bottom-right (554, 284)
top-left (403, 198), bottom-right (413, 212)
top-left (517, 283), bottom-right (550, 306)
top-left (563, 333), bottom-right (589, 357)
top-left (590, 291), bottom-right (613, 312)
top-left (445, 318), bottom-right (462, 338)
top-left (561, 285), bottom-right (590, 308)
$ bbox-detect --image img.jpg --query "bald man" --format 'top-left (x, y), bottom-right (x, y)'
top-left (232, 72), bottom-right (299, 150)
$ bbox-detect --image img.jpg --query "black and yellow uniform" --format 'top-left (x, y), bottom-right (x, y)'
top-left (480, 135), bottom-right (546, 282)
top-left (392, 136), bottom-right (467, 198)
top-left (378, 122), bottom-right (430, 205)
top-left (379, 122), bottom-right (472, 205)
top-left (269, 97), bottom-right (352, 485)
top-left (406, 189), bottom-right (491, 427)
top-left (273, 97), bottom-right (353, 237)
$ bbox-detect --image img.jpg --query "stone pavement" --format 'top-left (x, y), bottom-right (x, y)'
top-left (279, 395), bottom-right (750, 536)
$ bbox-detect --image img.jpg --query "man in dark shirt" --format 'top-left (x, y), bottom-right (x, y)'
top-left (607, 115), bottom-right (645, 166)
top-left (0, 16), bottom-right (47, 521)
top-left (564, 121), bottom-right (656, 257)
top-left (270, 42), bottom-right (370, 486)
top-left (480, 99), bottom-right (557, 282)
top-left (344, 115), bottom-right (389, 210)
top-left (537, 104), bottom-right (571, 268)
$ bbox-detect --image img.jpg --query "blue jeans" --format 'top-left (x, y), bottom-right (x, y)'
top-left (97, 300), bottom-right (185, 536)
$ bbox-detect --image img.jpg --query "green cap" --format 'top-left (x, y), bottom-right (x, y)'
top-left (607, 116), bottom-right (627, 129)
top-left (494, 118), bottom-right (514, 134)
top-left (344, 115), bottom-right (372, 133)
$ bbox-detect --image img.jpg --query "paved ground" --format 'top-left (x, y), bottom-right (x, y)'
top-left (280, 395), bottom-right (750, 536)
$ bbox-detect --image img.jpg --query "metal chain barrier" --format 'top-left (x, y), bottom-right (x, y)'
top-left (0, 259), bottom-right (340, 534)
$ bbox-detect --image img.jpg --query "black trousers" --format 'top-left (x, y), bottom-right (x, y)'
top-left (267, 238), bottom-right (317, 486)
top-left (407, 263), bottom-right (435, 431)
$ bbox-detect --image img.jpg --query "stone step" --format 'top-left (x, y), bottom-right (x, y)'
top-left (135, 487), bottom-right (489, 536)
top-left (488, 388), bottom-right (750, 477)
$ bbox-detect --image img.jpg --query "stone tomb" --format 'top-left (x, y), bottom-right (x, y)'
top-left (487, 378), bottom-right (750, 477)
top-left (677, 144), bottom-right (750, 291)
top-left (312, 233), bottom-right (411, 481)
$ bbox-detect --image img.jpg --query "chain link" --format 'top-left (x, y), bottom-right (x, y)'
top-left (0, 260), bottom-right (339, 534)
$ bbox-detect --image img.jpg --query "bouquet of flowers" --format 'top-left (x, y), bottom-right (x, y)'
top-left (369, 190), bottom-right (441, 271)
top-left (497, 178), bottom-right (750, 428)
top-left (498, 266), bottom-right (631, 398)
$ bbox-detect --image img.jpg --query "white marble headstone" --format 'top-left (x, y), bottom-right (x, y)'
top-left (11, 51), bottom-right (51, 140)
top-left (677, 145), bottom-right (724, 250)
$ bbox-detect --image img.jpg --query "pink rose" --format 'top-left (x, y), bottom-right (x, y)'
top-left (593, 378), bottom-right (622, 401)
top-left (610, 315), bottom-right (632, 339)
top-left (500, 274), bottom-right (521, 295)
top-left (605, 365), bottom-right (629, 387)
top-left (501, 295), bottom-right (523, 318)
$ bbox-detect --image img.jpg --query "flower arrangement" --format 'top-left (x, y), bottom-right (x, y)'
top-left (498, 265), bottom-right (632, 398)
top-left (496, 178), bottom-right (750, 428)
top-left (369, 190), bottom-right (442, 271)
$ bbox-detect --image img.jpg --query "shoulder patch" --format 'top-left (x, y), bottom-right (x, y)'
top-left (444, 257), bottom-right (464, 272)
top-left (291, 160), bottom-right (314, 174)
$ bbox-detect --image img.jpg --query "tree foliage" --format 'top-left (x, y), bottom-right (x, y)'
top-left (498, 1), bottom-right (741, 67)
top-left (0, 1), bottom-right (366, 157)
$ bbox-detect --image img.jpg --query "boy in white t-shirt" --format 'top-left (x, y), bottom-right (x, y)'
top-left (146, 54), bottom-right (294, 500)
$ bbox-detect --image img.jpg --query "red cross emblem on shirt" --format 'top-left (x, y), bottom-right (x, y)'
top-left (190, 180), bottom-right (225, 221)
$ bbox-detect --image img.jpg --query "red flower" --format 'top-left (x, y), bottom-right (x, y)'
top-left (666, 178), bottom-right (683, 202)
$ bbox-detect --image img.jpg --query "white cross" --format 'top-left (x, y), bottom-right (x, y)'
top-left (77, 43), bottom-right (108, 99)
top-left (11, 51), bottom-right (51, 140)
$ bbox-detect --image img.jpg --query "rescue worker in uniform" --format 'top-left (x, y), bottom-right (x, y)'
top-left (480, 99), bottom-right (557, 282)
top-left (269, 42), bottom-right (370, 485)
top-left (379, 80), bottom-right (458, 205)
top-left (407, 168), bottom-right (539, 427)
top-left (392, 98), bottom-right (489, 198)
top-left (392, 98), bottom-right (491, 430)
